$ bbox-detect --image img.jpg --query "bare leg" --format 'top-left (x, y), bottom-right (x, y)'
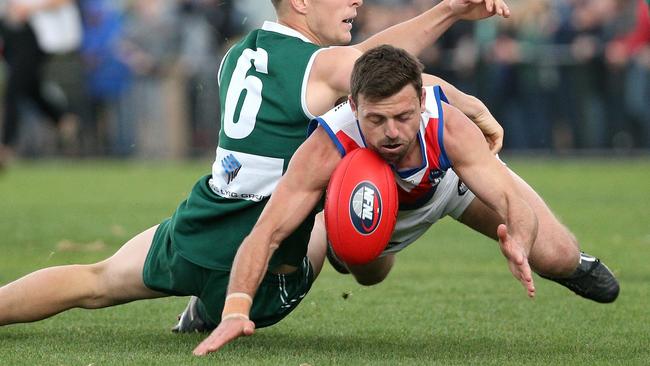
top-left (0, 225), bottom-right (166, 325)
top-left (307, 212), bottom-right (328, 279)
top-left (459, 168), bottom-right (580, 277)
top-left (318, 210), bottom-right (395, 286)
top-left (347, 254), bottom-right (395, 286)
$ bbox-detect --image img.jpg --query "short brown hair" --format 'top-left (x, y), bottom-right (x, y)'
top-left (271, 0), bottom-right (281, 9)
top-left (350, 45), bottom-right (423, 105)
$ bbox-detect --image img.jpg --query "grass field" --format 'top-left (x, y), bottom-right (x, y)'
top-left (1, 157), bottom-right (649, 365)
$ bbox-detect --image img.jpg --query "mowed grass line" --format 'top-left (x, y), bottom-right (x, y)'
top-left (0, 157), bottom-right (649, 365)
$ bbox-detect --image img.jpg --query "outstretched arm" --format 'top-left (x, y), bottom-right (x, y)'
top-left (357, 0), bottom-right (510, 55)
top-left (423, 74), bottom-right (504, 154)
top-left (193, 127), bottom-right (341, 356)
top-left (310, 0), bottom-right (511, 107)
top-left (441, 102), bottom-right (537, 298)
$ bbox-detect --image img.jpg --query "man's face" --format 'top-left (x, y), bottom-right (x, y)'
top-left (351, 85), bottom-right (425, 167)
top-left (305, 0), bottom-right (362, 46)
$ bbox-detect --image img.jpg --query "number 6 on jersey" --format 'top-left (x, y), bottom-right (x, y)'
top-left (223, 48), bottom-right (268, 139)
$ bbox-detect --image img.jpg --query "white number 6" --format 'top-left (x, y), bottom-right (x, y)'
top-left (223, 48), bottom-right (269, 139)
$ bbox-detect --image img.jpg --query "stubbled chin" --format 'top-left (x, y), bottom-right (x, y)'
top-left (378, 151), bottom-right (401, 165)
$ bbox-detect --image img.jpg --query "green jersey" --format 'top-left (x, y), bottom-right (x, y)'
top-left (171, 22), bottom-right (323, 270)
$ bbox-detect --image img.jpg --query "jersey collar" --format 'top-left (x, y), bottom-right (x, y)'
top-left (396, 129), bottom-right (427, 179)
top-left (262, 21), bottom-right (314, 44)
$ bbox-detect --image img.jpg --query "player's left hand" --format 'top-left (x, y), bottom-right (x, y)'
top-left (447, 0), bottom-right (511, 20)
top-left (497, 224), bottom-right (535, 298)
top-left (193, 316), bottom-right (256, 356)
top-left (471, 108), bottom-right (504, 154)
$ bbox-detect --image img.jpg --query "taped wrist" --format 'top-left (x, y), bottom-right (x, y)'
top-left (221, 292), bottom-right (253, 320)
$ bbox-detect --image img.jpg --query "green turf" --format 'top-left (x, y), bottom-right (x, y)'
top-left (1, 157), bottom-right (649, 365)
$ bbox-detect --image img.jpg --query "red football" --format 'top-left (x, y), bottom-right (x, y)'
top-left (324, 148), bottom-right (399, 265)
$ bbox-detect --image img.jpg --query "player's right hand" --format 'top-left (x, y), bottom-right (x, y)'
top-left (192, 316), bottom-right (256, 356)
top-left (496, 224), bottom-right (535, 298)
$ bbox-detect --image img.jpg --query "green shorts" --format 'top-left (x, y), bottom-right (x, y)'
top-left (143, 219), bottom-right (315, 328)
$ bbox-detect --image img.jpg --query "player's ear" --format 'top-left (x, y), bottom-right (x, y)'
top-left (289, 0), bottom-right (308, 14)
top-left (348, 95), bottom-right (358, 114)
top-left (420, 87), bottom-right (426, 111)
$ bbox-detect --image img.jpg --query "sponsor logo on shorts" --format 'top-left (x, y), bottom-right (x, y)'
top-left (349, 181), bottom-right (382, 235)
top-left (457, 180), bottom-right (468, 196)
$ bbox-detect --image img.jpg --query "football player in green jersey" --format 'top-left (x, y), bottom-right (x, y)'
top-left (0, 0), bottom-right (512, 355)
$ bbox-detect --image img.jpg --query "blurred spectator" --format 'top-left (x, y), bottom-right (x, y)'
top-left (176, 0), bottom-right (234, 156)
top-left (233, 0), bottom-right (274, 30)
top-left (79, 0), bottom-right (132, 156)
top-left (557, 0), bottom-right (611, 149)
top-left (484, 0), bottom-right (556, 149)
top-left (607, 0), bottom-right (650, 147)
top-left (119, 0), bottom-right (183, 158)
top-left (0, 0), bottom-right (82, 167)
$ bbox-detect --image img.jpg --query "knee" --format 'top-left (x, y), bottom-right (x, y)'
top-left (531, 236), bottom-right (580, 277)
top-left (348, 254), bottom-right (395, 286)
top-left (352, 272), bottom-right (388, 286)
top-left (77, 262), bottom-right (114, 309)
top-left (350, 266), bottom-right (391, 286)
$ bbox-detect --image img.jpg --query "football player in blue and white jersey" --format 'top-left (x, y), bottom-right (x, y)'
top-left (194, 45), bottom-right (619, 355)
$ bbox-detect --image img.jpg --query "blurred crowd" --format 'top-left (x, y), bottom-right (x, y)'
top-left (0, 0), bottom-right (256, 162)
top-left (356, 0), bottom-right (650, 151)
top-left (0, 0), bottom-right (648, 163)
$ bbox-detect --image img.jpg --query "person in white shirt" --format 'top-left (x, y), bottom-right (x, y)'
top-left (0, 0), bottom-right (82, 168)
